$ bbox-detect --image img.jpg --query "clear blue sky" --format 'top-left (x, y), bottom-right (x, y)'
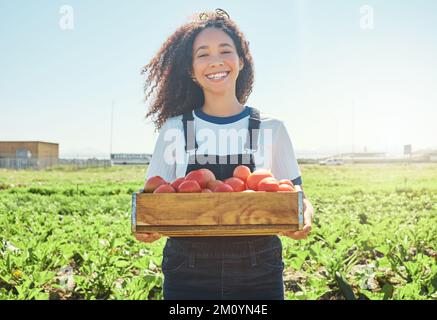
top-left (1, 0), bottom-right (436, 158)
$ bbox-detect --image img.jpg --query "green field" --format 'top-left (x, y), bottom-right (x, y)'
top-left (0, 164), bottom-right (436, 300)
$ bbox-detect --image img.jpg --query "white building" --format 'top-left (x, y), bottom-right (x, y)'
top-left (110, 153), bottom-right (152, 165)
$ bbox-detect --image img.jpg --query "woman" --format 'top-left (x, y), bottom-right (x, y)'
top-left (136, 9), bottom-right (314, 300)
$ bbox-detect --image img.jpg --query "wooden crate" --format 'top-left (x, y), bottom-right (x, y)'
top-left (131, 186), bottom-right (303, 237)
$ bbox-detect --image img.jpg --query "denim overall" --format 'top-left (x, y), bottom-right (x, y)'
top-left (162, 107), bottom-right (285, 300)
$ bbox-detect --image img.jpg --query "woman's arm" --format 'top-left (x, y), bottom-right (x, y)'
top-left (271, 120), bottom-right (303, 186)
top-left (135, 233), bottom-right (161, 243)
top-left (270, 120), bottom-right (314, 240)
top-left (136, 119), bottom-right (179, 243)
top-left (145, 119), bottom-right (178, 182)
top-left (280, 186), bottom-right (314, 240)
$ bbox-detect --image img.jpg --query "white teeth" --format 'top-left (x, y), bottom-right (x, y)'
top-left (206, 72), bottom-right (229, 80)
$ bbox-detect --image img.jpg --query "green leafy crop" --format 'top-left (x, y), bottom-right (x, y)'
top-left (0, 164), bottom-right (436, 300)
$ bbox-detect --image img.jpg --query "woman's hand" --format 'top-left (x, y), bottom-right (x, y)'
top-left (134, 232), bottom-right (162, 243)
top-left (280, 198), bottom-right (314, 240)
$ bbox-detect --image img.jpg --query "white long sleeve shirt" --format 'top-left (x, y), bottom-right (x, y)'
top-left (146, 106), bottom-right (302, 185)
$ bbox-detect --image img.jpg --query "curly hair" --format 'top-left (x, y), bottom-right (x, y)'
top-left (142, 9), bottom-right (255, 131)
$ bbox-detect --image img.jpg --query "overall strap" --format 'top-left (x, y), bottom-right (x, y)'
top-left (182, 110), bottom-right (198, 152)
top-left (244, 107), bottom-right (261, 152)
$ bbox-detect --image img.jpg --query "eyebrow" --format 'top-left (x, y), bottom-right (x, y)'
top-left (194, 43), bottom-right (233, 55)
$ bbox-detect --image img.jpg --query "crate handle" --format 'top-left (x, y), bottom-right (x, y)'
top-left (295, 185), bottom-right (304, 230)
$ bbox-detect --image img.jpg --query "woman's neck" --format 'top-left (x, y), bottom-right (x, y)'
top-left (201, 92), bottom-right (244, 117)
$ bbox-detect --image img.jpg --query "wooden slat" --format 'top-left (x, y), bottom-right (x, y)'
top-left (132, 190), bottom-right (301, 237)
top-left (136, 192), bottom-right (299, 226)
top-left (136, 224), bottom-right (298, 237)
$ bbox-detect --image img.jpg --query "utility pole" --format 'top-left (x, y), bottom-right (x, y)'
top-left (351, 99), bottom-right (355, 155)
top-left (110, 100), bottom-right (114, 160)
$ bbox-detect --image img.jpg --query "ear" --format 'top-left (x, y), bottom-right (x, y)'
top-left (239, 58), bottom-right (244, 71)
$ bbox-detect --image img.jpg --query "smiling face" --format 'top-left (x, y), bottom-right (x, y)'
top-left (191, 27), bottom-right (244, 95)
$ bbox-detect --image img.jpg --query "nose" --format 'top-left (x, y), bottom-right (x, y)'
top-left (209, 60), bottom-right (224, 68)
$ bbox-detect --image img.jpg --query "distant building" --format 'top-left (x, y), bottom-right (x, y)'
top-left (321, 152), bottom-right (386, 161)
top-left (412, 149), bottom-right (437, 162)
top-left (404, 144), bottom-right (412, 155)
top-left (0, 141), bottom-right (59, 169)
top-left (110, 153), bottom-right (151, 165)
top-left (335, 152), bottom-right (387, 158)
top-left (318, 152), bottom-right (390, 164)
